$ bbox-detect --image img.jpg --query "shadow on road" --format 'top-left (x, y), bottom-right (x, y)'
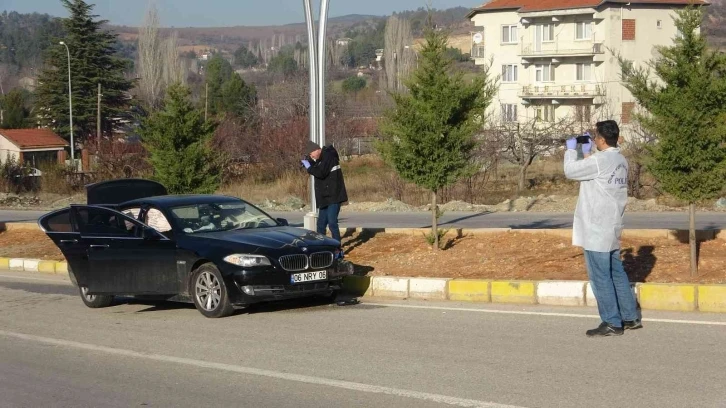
top-left (509, 220), bottom-right (571, 229)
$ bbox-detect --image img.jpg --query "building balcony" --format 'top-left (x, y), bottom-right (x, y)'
top-left (518, 84), bottom-right (605, 102)
top-left (470, 45), bottom-right (486, 59)
top-left (519, 42), bottom-right (604, 60)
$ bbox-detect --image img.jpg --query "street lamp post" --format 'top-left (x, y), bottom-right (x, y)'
top-left (59, 41), bottom-right (75, 166)
top-left (302, 0), bottom-right (331, 231)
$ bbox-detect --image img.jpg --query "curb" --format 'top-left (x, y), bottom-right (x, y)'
top-left (341, 276), bottom-right (726, 314)
top-left (2, 256), bottom-right (724, 314)
top-left (0, 257), bottom-right (68, 276)
top-left (3, 222), bottom-right (725, 241)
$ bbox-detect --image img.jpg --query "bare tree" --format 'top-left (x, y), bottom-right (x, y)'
top-left (383, 16), bottom-right (416, 92)
top-left (137, 3), bottom-right (163, 108)
top-left (495, 114), bottom-right (576, 193)
top-left (162, 30), bottom-right (186, 86)
top-left (138, 3), bottom-right (186, 108)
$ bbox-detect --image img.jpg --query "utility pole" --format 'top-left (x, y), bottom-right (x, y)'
top-left (97, 83), bottom-right (102, 140)
top-left (204, 82), bottom-right (209, 122)
top-left (60, 41), bottom-right (74, 166)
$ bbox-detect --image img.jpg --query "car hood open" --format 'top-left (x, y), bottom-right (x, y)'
top-left (191, 227), bottom-right (339, 250)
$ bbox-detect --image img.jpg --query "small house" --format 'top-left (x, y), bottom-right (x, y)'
top-left (0, 128), bottom-right (69, 167)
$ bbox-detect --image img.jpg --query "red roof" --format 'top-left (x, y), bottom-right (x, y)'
top-left (0, 129), bottom-right (69, 149)
top-left (469, 0), bottom-right (706, 15)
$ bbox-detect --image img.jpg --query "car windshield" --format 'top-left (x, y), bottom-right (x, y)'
top-left (169, 201), bottom-right (278, 234)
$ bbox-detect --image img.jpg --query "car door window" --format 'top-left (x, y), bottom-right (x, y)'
top-left (74, 207), bottom-right (142, 238)
top-left (40, 209), bottom-right (74, 232)
top-left (145, 207), bottom-right (172, 232)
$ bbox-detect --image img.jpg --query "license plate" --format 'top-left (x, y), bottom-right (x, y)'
top-left (291, 270), bottom-right (327, 284)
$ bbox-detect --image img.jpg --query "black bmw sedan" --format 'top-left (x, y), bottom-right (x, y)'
top-left (38, 179), bottom-right (353, 318)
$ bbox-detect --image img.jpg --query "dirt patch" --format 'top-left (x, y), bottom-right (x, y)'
top-left (2, 230), bottom-right (725, 284)
top-left (0, 230), bottom-right (64, 261)
top-left (342, 232), bottom-right (726, 284)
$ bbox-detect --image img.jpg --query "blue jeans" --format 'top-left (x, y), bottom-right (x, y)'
top-left (317, 203), bottom-right (341, 243)
top-left (585, 250), bottom-right (640, 327)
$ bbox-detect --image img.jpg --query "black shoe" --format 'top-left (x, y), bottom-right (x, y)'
top-left (623, 320), bottom-right (643, 330)
top-left (586, 322), bottom-right (624, 337)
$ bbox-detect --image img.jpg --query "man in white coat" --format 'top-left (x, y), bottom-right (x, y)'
top-left (564, 120), bottom-right (641, 337)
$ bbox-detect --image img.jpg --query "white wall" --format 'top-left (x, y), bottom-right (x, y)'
top-left (0, 137), bottom-right (20, 164)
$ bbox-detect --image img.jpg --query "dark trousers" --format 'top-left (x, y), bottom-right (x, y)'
top-left (317, 203), bottom-right (341, 243)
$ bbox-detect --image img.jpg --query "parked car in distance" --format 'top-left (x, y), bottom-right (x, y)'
top-left (39, 179), bottom-right (353, 318)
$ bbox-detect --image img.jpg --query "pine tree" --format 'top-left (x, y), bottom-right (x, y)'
top-left (378, 25), bottom-right (497, 250)
top-left (619, 7), bottom-right (726, 276)
top-left (34, 0), bottom-right (132, 143)
top-left (1, 90), bottom-right (30, 128)
top-left (139, 84), bottom-right (220, 194)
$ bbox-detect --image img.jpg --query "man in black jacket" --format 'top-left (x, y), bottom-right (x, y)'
top-left (302, 141), bottom-right (348, 245)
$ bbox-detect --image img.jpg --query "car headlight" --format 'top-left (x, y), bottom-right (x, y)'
top-left (223, 254), bottom-right (271, 267)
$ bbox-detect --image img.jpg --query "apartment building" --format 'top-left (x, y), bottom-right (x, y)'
top-left (467, 0), bottom-right (705, 133)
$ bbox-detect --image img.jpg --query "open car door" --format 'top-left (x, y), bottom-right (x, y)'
top-left (40, 205), bottom-right (180, 296)
top-left (38, 208), bottom-right (88, 287)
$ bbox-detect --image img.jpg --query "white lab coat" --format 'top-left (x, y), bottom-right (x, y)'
top-left (564, 147), bottom-right (629, 252)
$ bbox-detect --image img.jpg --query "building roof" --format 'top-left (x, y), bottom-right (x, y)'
top-left (0, 129), bottom-right (69, 149)
top-left (468, 0), bottom-right (707, 16)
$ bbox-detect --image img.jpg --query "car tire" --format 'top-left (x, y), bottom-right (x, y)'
top-left (79, 285), bottom-right (114, 308)
top-left (191, 264), bottom-right (234, 318)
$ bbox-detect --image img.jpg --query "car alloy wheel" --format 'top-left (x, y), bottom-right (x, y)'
top-left (78, 285), bottom-right (114, 308)
top-left (81, 286), bottom-right (97, 302)
top-left (195, 271), bottom-right (222, 312)
top-left (191, 264), bottom-right (234, 318)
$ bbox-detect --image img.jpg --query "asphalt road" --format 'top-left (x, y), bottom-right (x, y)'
top-left (1, 209), bottom-right (725, 230)
top-left (1, 271), bottom-right (725, 408)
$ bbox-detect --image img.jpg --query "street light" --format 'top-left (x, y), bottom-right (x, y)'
top-left (302, 0), bottom-right (331, 231)
top-left (59, 41), bottom-right (75, 166)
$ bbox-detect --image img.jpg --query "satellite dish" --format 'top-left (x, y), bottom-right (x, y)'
top-left (473, 33), bottom-right (483, 44)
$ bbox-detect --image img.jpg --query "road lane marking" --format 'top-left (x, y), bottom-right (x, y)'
top-left (0, 330), bottom-right (525, 408)
top-left (364, 303), bottom-right (726, 327)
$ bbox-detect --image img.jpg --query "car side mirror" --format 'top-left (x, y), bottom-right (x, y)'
top-left (142, 226), bottom-right (160, 240)
top-left (276, 218), bottom-right (289, 226)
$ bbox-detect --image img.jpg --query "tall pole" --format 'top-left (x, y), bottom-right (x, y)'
top-left (60, 42), bottom-right (74, 166)
top-left (317, 0), bottom-right (330, 149)
top-left (97, 83), bottom-right (102, 140)
top-left (303, 0), bottom-right (318, 217)
top-left (204, 82), bottom-right (209, 122)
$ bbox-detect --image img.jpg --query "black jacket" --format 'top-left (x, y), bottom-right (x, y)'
top-left (306, 146), bottom-right (348, 208)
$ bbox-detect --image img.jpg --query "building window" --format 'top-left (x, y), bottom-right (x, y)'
top-left (657, 20), bottom-right (662, 29)
top-left (622, 102), bottom-right (635, 124)
top-left (576, 105), bottom-right (592, 123)
top-left (575, 21), bottom-right (592, 40)
top-left (576, 63), bottom-right (592, 81)
top-left (536, 105), bottom-right (556, 122)
top-left (542, 24), bottom-right (555, 42)
top-left (535, 64), bottom-right (555, 82)
top-left (622, 19), bottom-right (636, 41)
top-left (502, 104), bottom-right (518, 122)
top-left (502, 64), bottom-right (518, 82)
top-left (502, 25), bottom-right (518, 44)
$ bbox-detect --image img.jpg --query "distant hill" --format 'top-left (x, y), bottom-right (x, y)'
top-left (705, 0), bottom-right (726, 48)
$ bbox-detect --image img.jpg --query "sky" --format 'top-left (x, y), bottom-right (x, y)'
top-left (0, 0), bottom-right (483, 27)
